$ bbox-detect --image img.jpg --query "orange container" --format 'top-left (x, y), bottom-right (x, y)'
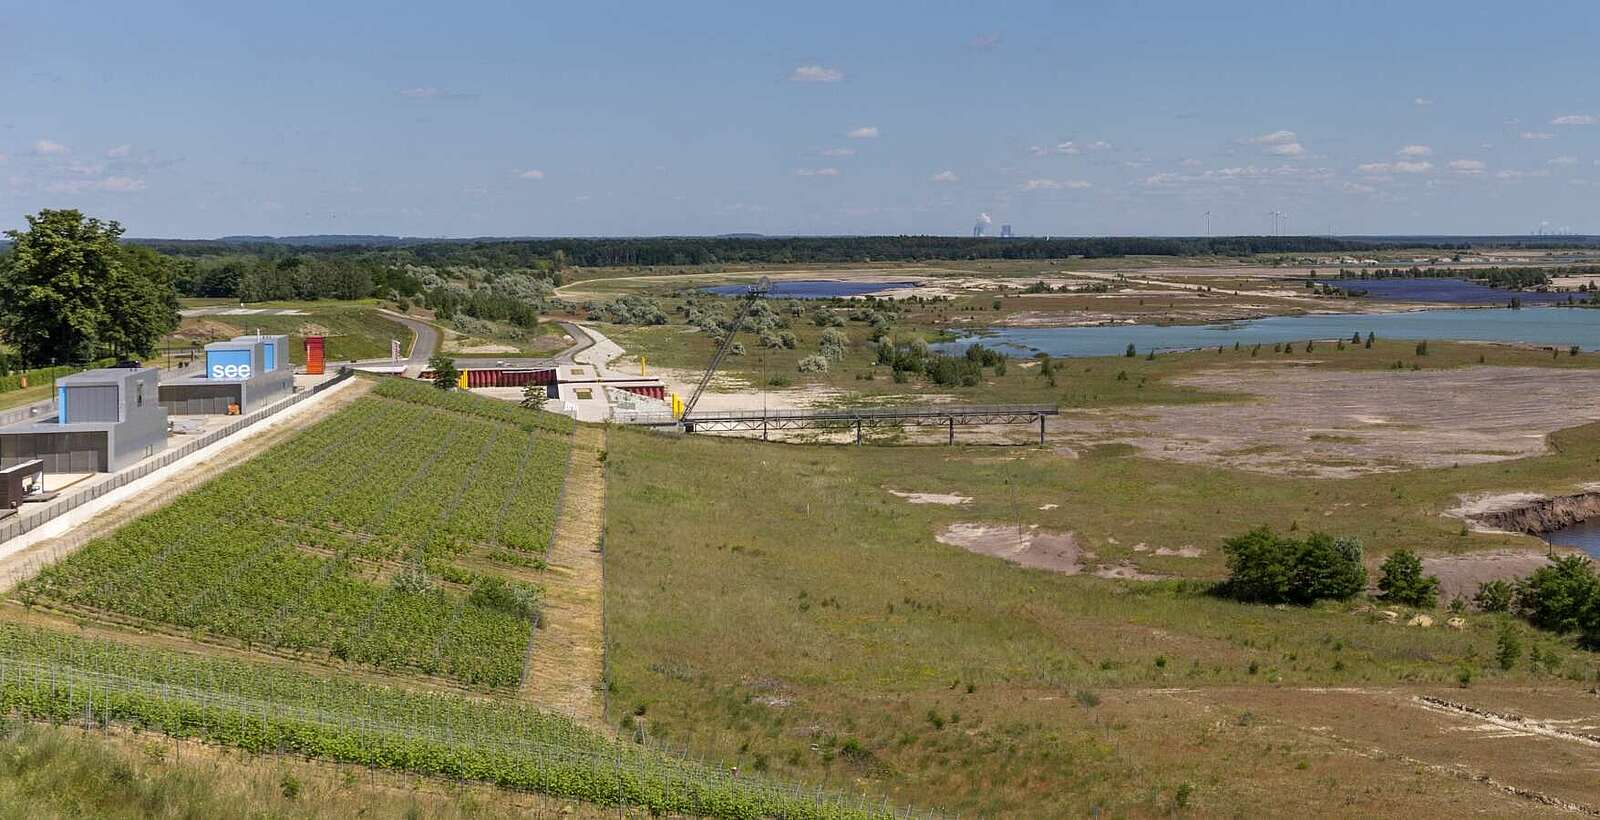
top-left (305, 336), bottom-right (326, 375)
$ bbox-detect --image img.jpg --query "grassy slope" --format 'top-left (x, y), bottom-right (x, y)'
top-left (168, 301), bottom-right (417, 363)
top-left (603, 426), bottom-right (1600, 816)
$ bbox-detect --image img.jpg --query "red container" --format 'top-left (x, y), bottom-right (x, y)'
top-left (305, 336), bottom-right (326, 375)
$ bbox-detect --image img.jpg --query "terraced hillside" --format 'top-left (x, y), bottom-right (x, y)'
top-left (21, 378), bottom-right (572, 689)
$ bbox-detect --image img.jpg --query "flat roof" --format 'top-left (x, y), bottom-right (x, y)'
top-left (56, 366), bottom-right (159, 385)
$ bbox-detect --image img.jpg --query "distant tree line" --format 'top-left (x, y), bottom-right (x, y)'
top-left (1326, 265), bottom-right (1600, 290)
top-left (132, 235), bottom-right (1446, 270)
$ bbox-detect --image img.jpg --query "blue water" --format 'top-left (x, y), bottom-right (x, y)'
top-left (1315, 277), bottom-right (1576, 305)
top-left (1542, 519), bottom-right (1600, 559)
top-left (939, 307), bottom-right (1600, 358)
top-left (703, 280), bottom-right (916, 299)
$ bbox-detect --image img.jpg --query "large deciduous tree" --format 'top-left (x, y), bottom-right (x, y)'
top-left (0, 209), bottom-right (180, 365)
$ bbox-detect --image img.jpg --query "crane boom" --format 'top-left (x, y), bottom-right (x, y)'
top-left (681, 277), bottom-right (769, 420)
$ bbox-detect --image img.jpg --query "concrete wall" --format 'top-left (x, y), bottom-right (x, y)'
top-left (0, 430), bottom-right (109, 473)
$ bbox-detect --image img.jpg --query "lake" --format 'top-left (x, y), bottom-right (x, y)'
top-left (703, 280), bottom-right (916, 299)
top-left (1541, 519), bottom-right (1600, 559)
top-left (940, 307), bottom-right (1600, 358)
top-left (1315, 277), bottom-right (1575, 305)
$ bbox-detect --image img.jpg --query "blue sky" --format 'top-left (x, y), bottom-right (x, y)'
top-left (3, 1), bottom-right (1598, 238)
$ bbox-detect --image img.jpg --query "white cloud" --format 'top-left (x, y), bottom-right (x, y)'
top-left (514, 169), bottom-right (545, 180)
top-left (1397, 144), bottom-right (1432, 157)
top-left (1021, 178), bottom-right (1090, 191)
top-left (46, 176), bottom-right (145, 193)
top-left (795, 167), bottom-right (840, 177)
top-left (1246, 130), bottom-right (1304, 157)
top-left (970, 33), bottom-right (1002, 49)
top-left (105, 144), bottom-right (131, 158)
top-left (1342, 182), bottom-right (1378, 194)
top-left (1551, 114), bottom-right (1598, 126)
top-left (400, 87), bottom-right (443, 98)
top-left (1548, 155), bottom-right (1579, 166)
top-left (1358, 160), bottom-right (1433, 174)
top-left (1142, 165), bottom-right (1335, 187)
top-left (1032, 139), bottom-right (1111, 157)
top-left (930, 170), bottom-right (959, 183)
top-left (1521, 131), bottom-right (1555, 140)
top-left (1495, 168), bottom-right (1550, 181)
top-left (1179, 158), bottom-right (1203, 168)
top-left (846, 126), bottom-right (879, 139)
top-left (33, 139), bottom-right (69, 156)
top-left (1413, 97), bottom-right (1434, 106)
top-left (99, 176), bottom-right (145, 192)
top-left (1448, 159), bottom-right (1486, 174)
top-left (789, 64), bottom-right (844, 83)
top-left (819, 147), bottom-right (855, 157)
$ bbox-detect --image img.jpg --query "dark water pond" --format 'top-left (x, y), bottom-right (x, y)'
top-left (1541, 519), bottom-right (1600, 559)
top-left (1315, 278), bottom-right (1575, 305)
top-left (703, 280), bottom-right (916, 299)
top-left (938, 307), bottom-right (1600, 358)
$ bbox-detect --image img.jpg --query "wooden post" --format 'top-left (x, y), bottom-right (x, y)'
top-left (948, 416), bottom-right (954, 445)
top-left (762, 417), bottom-right (768, 441)
top-left (1038, 414), bottom-right (1046, 445)
top-left (855, 418), bottom-right (862, 445)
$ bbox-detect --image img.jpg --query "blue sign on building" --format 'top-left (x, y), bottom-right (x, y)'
top-left (206, 348), bottom-right (254, 381)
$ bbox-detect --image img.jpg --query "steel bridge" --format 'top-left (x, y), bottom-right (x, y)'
top-left (624, 403), bottom-right (1059, 444)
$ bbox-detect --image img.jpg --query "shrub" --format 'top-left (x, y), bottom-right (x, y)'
top-left (1514, 554), bottom-right (1599, 637)
top-left (1473, 579), bottom-right (1514, 613)
top-left (818, 328), bottom-right (850, 361)
top-left (796, 355), bottom-right (830, 373)
top-left (1377, 550), bottom-right (1438, 608)
top-left (469, 576), bottom-right (542, 621)
top-left (1496, 625), bottom-right (1522, 671)
top-left (1219, 527), bottom-right (1365, 605)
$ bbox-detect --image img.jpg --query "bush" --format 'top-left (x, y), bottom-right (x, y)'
top-left (1220, 527), bottom-right (1366, 605)
top-left (469, 576), bottom-right (542, 621)
top-left (818, 328), bottom-right (850, 361)
top-left (1473, 579), bottom-right (1514, 613)
top-left (1514, 554), bottom-right (1599, 636)
top-left (796, 355), bottom-right (830, 373)
top-left (1377, 550), bottom-right (1438, 608)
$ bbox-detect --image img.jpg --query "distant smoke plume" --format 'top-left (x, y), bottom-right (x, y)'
top-left (973, 212), bottom-right (992, 237)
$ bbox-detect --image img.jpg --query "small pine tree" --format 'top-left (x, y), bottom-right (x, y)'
top-left (1125, 343), bottom-right (1137, 358)
top-left (1365, 332), bottom-right (1375, 348)
top-left (428, 355), bottom-right (460, 391)
top-left (1496, 625), bottom-right (1522, 671)
top-left (1377, 549), bottom-right (1439, 608)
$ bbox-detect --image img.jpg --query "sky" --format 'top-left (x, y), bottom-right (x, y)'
top-left (3, 0), bottom-right (1598, 238)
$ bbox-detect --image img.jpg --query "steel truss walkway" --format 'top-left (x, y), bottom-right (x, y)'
top-left (626, 404), bottom-right (1059, 444)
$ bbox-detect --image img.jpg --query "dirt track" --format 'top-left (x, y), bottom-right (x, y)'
top-left (1053, 365), bottom-right (1600, 477)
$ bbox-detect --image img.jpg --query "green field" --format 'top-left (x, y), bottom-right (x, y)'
top-left (602, 424), bottom-right (1600, 816)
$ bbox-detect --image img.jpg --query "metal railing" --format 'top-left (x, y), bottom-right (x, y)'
top-left (0, 370), bottom-right (354, 545)
top-left (686, 403), bottom-right (1058, 422)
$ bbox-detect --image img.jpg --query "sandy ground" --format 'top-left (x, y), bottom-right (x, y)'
top-left (936, 523), bottom-right (1085, 573)
top-left (1052, 365), bottom-right (1600, 477)
top-left (1422, 549), bottom-right (1559, 602)
top-left (886, 489), bottom-right (971, 505)
top-left (0, 378), bottom-right (370, 590)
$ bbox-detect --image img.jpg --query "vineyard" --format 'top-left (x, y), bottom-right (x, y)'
top-left (0, 624), bottom-right (893, 819)
top-left (19, 384), bottom-right (572, 689)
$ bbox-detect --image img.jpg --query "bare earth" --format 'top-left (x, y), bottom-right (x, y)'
top-left (936, 523), bottom-right (1085, 574)
top-left (1423, 550), bottom-right (1559, 602)
top-left (520, 424), bottom-right (607, 728)
top-left (1053, 365), bottom-right (1600, 477)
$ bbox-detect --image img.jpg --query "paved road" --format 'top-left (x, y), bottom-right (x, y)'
top-left (376, 309), bottom-right (440, 376)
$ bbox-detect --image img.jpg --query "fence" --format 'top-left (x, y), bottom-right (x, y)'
top-left (0, 369), bottom-right (354, 545)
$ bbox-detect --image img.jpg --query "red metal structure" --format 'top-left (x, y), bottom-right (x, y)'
top-left (304, 336), bottom-right (326, 375)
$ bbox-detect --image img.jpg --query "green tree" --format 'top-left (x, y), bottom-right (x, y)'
top-left (101, 245), bottom-right (181, 359)
top-left (1289, 534), bottom-right (1367, 604)
top-left (520, 382), bottom-right (549, 410)
top-left (1377, 549), bottom-right (1439, 608)
top-left (0, 210), bottom-right (130, 364)
top-left (1514, 554), bottom-right (1599, 635)
top-left (1221, 526), bottom-right (1293, 603)
top-left (428, 355), bottom-right (460, 391)
top-left (1495, 625), bottom-right (1522, 671)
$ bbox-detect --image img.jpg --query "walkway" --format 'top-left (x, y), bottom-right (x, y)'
top-left (519, 424), bottom-right (608, 727)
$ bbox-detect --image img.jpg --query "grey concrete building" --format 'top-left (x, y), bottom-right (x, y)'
top-left (158, 336), bottom-right (294, 415)
top-left (0, 367), bottom-right (168, 473)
